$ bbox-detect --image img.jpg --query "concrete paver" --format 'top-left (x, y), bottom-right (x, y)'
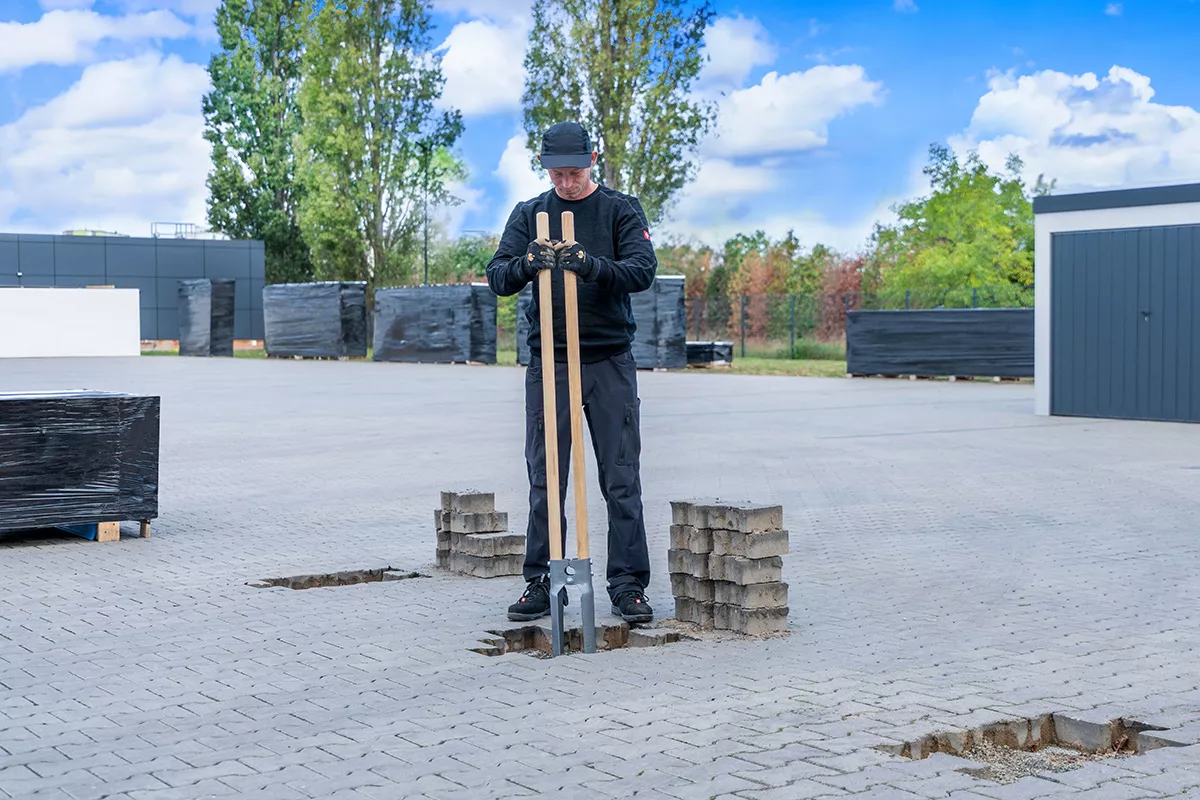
top-left (2, 357), bottom-right (1200, 798)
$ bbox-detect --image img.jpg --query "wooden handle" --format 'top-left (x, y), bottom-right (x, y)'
top-left (535, 212), bottom-right (563, 562)
top-left (560, 211), bottom-right (589, 560)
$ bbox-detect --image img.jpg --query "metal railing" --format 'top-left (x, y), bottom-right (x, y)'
top-left (496, 285), bottom-right (1034, 361)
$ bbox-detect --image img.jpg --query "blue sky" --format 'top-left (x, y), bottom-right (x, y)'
top-left (1, 0), bottom-right (1198, 253)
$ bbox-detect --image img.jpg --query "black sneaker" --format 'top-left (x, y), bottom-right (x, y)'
top-left (611, 589), bottom-right (653, 623)
top-left (508, 576), bottom-right (551, 621)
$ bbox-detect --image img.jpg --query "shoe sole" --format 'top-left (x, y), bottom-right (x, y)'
top-left (507, 610), bottom-right (550, 621)
top-left (611, 605), bottom-right (653, 623)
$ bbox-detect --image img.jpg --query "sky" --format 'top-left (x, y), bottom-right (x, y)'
top-left (1, 0), bottom-right (1199, 254)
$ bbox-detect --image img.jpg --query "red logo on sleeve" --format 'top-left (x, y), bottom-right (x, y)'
top-left (643, 229), bottom-right (651, 241)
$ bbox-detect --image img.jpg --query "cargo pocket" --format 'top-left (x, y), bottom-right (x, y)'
top-left (616, 399), bottom-right (641, 467)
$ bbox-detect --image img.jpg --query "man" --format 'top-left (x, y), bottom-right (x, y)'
top-left (486, 121), bottom-right (657, 624)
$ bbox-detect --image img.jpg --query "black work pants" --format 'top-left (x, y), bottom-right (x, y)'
top-left (523, 347), bottom-right (650, 601)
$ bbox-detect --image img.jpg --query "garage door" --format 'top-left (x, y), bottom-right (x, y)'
top-left (1051, 224), bottom-right (1200, 422)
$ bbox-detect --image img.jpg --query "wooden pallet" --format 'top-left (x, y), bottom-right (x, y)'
top-left (57, 520), bottom-right (152, 543)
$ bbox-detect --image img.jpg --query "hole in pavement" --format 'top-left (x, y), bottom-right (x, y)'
top-left (248, 568), bottom-right (428, 590)
top-left (876, 713), bottom-right (1183, 785)
top-left (471, 622), bottom-right (695, 657)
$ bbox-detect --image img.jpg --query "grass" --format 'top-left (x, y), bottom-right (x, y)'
top-left (714, 357), bottom-right (848, 378)
top-left (143, 346), bottom-right (845, 376)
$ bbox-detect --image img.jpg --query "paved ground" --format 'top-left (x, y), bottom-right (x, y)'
top-left (2, 356), bottom-right (1200, 800)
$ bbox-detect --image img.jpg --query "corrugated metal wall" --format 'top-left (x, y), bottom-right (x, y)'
top-left (1051, 224), bottom-right (1199, 422)
top-left (0, 233), bottom-right (265, 340)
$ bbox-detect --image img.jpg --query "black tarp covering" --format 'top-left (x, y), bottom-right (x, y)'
top-left (687, 341), bottom-right (735, 365)
top-left (652, 276), bottom-right (687, 369)
top-left (263, 282), bottom-right (368, 358)
top-left (373, 284), bottom-right (497, 364)
top-left (178, 278), bottom-right (235, 357)
top-left (516, 284), bottom-right (533, 366)
top-left (515, 276), bottom-right (687, 369)
top-left (846, 308), bottom-right (1035, 377)
top-left (0, 391), bottom-right (160, 532)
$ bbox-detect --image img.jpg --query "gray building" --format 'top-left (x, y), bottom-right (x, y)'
top-left (0, 233), bottom-right (265, 340)
top-left (1034, 182), bottom-right (1200, 423)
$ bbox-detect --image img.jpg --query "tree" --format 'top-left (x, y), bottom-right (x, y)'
top-left (203, 0), bottom-right (313, 285)
top-left (868, 143), bottom-right (1054, 301)
top-left (296, 0), bottom-right (464, 290)
top-left (522, 0), bottom-right (716, 226)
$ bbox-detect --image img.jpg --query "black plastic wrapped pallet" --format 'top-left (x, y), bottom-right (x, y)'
top-left (468, 284), bottom-right (498, 364)
top-left (629, 283), bottom-right (659, 368)
top-left (517, 276), bottom-right (687, 368)
top-left (373, 284), bottom-right (497, 364)
top-left (846, 308), bottom-right (1035, 377)
top-left (263, 282), bottom-right (368, 358)
top-left (654, 276), bottom-right (687, 369)
top-left (338, 283), bottom-right (369, 358)
top-left (0, 391), bottom-right (160, 533)
top-left (178, 278), bottom-right (235, 357)
top-left (686, 341), bottom-right (734, 365)
top-left (516, 284), bottom-right (532, 366)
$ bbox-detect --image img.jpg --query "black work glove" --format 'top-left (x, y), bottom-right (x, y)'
top-left (523, 240), bottom-right (557, 281)
top-left (556, 242), bottom-right (598, 282)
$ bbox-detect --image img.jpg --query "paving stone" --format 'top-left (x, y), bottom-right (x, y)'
top-left (669, 524), bottom-right (713, 554)
top-left (447, 551), bottom-right (522, 578)
top-left (713, 580), bottom-right (789, 610)
top-left (445, 511), bottom-right (508, 534)
top-left (667, 548), bottom-right (711, 579)
top-left (713, 604), bottom-right (789, 634)
top-left (3, 359), bottom-right (1200, 800)
top-left (708, 554), bottom-right (784, 585)
top-left (669, 573), bottom-right (715, 602)
top-left (711, 529), bottom-right (790, 559)
top-left (442, 491), bottom-right (495, 514)
top-left (449, 532), bottom-right (524, 558)
top-left (704, 504), bottom-right (784, 534)
top-left (673, 597), bottom-right (714, 627)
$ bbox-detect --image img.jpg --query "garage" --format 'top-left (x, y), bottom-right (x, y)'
top-left (1034, 183), bottom-right (1200, 423)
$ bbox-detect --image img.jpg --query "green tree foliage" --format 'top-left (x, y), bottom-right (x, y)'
top-left (296, 0), bottom-right (465, 290)
top-left (868, 144), bottom-right (1053, 295)
top-left (522, 0), bottom-right (716, 226)
top-left (203, 0), bottom-right (313, 285)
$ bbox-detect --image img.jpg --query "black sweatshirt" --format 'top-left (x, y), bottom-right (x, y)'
top-left (486, 185), bottom-right (658, 363)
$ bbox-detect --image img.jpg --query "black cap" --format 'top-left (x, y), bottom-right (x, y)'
top-left (539, 121), bottom-right (593, 169)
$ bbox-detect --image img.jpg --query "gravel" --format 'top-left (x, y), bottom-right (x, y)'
top-left (958, 740), bottom-right (1129, 784)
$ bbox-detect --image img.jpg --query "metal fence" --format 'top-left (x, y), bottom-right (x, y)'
top-left (496, 284), bottom-right (1034, 361)
top-left (688, 285), bottom-right (1035, 359)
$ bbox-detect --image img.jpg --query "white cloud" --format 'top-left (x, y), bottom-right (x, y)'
top-left (111, 0), bottom-right (219, 39)
top-left (697, 15), bottom-right (777, 91)
top-left (0, 52), bottom-right (213, 236)
top-left (0, 9), bottom-right (192, 73)
top-left (492, 133), bottom-right (551, 230)
top-left (436, 17), bottom-right (529, 116)
top-left (1105, 3), bottom-right (1123, 16)
top-left (949, 66), bottom-right (1200, 192)
top-left (895, 0), bottom-right (919, 12)
top-left (704, 65), bottom-right (884, 158)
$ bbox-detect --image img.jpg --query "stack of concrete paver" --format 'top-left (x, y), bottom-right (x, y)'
top-left (435, 491), bottom-right (524, 577)
top-left (668, 500), bottom-right (789, 634)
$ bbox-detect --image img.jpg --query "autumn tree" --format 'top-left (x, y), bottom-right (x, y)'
top-left (522, 0), bottom-right (716, 225)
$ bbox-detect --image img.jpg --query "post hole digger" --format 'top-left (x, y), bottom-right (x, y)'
top-left (533, 209), bottom-right (598, 657)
